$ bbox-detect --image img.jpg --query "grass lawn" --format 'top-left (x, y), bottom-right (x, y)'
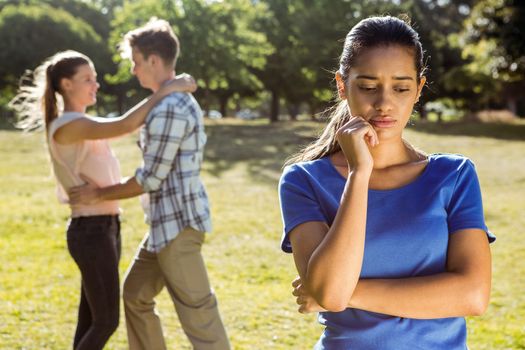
top-left (0, 118), bottom-right (524, 349)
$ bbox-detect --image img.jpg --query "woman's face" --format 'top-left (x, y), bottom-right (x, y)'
top-left (61, 64), bottom-right (99, 107)
top-left (337, 45), bottom-right (425, 141)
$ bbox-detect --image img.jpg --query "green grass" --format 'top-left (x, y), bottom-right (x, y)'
top-left (0, 118), bottom-right (524, 349)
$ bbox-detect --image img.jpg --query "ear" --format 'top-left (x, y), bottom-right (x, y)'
top-left (149, 54), bottom-right (161, 68)
top-left (335, 71), bottom-right (347, 100)
top-left (59, 77), bottom-right (73, 92)
top-left (415, 76), bottom-right (426, 103)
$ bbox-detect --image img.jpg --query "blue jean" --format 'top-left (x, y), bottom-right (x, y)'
top-left (67, 215), bottom-right (121, 350)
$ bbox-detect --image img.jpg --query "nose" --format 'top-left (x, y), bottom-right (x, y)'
top-left (373, 88), bottom-right (394, 112)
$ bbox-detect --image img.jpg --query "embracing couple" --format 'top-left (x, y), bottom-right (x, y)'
top-left (11, 18), bottom-right (230, 350)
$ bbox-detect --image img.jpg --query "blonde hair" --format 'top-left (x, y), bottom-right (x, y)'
top-left (8, 50), bottom-right (92, 132)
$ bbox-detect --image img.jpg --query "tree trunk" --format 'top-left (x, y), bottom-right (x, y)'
top-left (270, 89), bottom-right (279, 123)
top-left (202, 78), bottom-right (211, 117)
top-left (117, 91), bottom-right (125, 115)
top-left (287, 104), bottom-right (299, 121)
top-left (219, 95), bottom-right (229, 118)
top-left (506, 96), bottom-right (517, 115)
top-left (309, 103), bottom-right (316, 120)
top-left (419, 104), bottom-right (428, 120)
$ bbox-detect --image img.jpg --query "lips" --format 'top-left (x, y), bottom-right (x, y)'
top-left (369, 116), bottom-right (396, 128)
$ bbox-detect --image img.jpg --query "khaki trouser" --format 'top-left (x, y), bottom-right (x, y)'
top-left (123, 227), bottom-right (230, 350)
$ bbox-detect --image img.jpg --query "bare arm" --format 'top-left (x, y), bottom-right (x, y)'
top-left (347, 228), bottom-right (491, 318)
top-left (290, 117), bottom-right (378, 312)
top-left (294, 228), bottom-right (491, 318)
top-left (290, 172), bottom-right (370, 312)
top-left (68, 175), bottom-right (144, 204)
top-left (54, 73), bottom-right (196, 144)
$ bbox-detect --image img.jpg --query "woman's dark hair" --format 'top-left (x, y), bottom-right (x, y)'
top-left (9, 50), bottom-right (92, 132)
top-left (286, 15), bottom-right (426, 165)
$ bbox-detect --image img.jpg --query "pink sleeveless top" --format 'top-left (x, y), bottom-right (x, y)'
top-left (48, 112), bottom-right (121, 217)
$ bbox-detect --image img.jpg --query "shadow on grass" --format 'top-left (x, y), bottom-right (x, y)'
top-left (409, 120), bottom-right (525, 141)
top-left (204, 121), bottom-right (320, 184)
top-left (204, 119), bottom-right (525, 184)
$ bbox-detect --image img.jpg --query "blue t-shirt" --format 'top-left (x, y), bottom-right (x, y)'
top-left (278, 154), bottom-right (495, 350)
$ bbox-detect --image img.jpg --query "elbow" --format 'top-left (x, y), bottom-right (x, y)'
top-left (465, 284), bottom-right (491, 316)
top-left (306, 275), bottom-right (359, 313)
top-left (467, 293), bottom-right (490, 316)
top-left (313, 288), bottom-right (352, 313)
top-left (320, 300), bottom-right (347, 313)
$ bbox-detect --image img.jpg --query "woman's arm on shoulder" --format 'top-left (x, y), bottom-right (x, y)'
top-left (348, 228), bottom-right (491, 318)
top-left (53, 73), bottom-right (196, 144)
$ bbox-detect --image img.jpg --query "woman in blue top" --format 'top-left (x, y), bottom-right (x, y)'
top-left (278, 16), bottom-right (494, 350)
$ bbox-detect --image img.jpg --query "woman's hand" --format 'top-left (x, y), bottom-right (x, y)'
top-left (160, 73), bottom-right (197, 95)
top-left (336, 116), bottom-right (378, 173)
top-left (292, 276), bottom-right (327, 314)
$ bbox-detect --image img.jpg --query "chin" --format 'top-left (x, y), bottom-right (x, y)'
top-left (137, 78), bottom-right (149, 89)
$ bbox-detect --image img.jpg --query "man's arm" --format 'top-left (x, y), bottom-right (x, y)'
top-left (68, 176), bottom-right (144, 204)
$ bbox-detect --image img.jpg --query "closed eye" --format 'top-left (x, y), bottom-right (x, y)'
top-left (395, 88), bottom-right (411, 93)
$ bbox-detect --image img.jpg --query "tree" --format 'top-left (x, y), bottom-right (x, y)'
top-left (400, 0), bottom-right (476, 118)
top-left (454, 0), bottom-right (525, 115)
top-left (109, 0), bottom-right (271, 117)
top-left (256, 0), bottom-right (404, 122)
top-left (0, 0), bottom-right (126, 121)
top-left (0, 4), bottom-right (104, 89)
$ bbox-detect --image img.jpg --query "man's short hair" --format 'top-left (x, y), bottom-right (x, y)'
top-left (120, 18), bottom-right (180, 68)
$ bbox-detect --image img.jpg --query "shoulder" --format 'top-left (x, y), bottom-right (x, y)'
top-left (280, 158), bottom-right (331, 188)
top-left (429, 153), bottom-right (476, 174)
top-left (426, 153), bottom-right (479, 191)
top-left (49, 112), bottom-right (87, 137)
top-left (151, 92), bottom-right (202, 117)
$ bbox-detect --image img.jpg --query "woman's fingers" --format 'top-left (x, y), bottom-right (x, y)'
top-left (344, 117), bottom-right (378, 145)
top-left (292, 285), bottom-right (306, 297)
top-left (291, 276), bottom-right (301, 288)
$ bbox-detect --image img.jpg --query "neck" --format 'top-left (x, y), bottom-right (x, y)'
top-left (331, 137), bottom-right (419, 170)
top-left (369, 137), bottom-right (415, 169)
top-left (150, 70), bottom-right (176, 93)
top-left (63, 99), bottom-right (87, 114)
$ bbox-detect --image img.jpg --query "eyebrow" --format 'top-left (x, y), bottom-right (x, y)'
top-left (356, 75), bottom-right (414, 81)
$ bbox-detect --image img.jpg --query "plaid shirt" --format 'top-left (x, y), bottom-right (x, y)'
top-left (135, 92), bottom-right (212, 252)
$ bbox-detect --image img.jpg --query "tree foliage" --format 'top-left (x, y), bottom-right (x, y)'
top-left (0, 0), bottom-right (523, 120)
top-left (109, 0), bottom-right (271, 116)
top-left (0, 4), bottom-right (103, 86)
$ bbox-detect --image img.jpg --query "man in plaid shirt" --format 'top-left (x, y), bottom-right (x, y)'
top-left (69, 18), bottom-right (230, 350)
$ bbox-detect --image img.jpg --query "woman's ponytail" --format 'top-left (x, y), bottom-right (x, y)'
top-left (43, 64), bottom-right (59, 131)
top-left (8, 50), bottom-right (91, 133)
